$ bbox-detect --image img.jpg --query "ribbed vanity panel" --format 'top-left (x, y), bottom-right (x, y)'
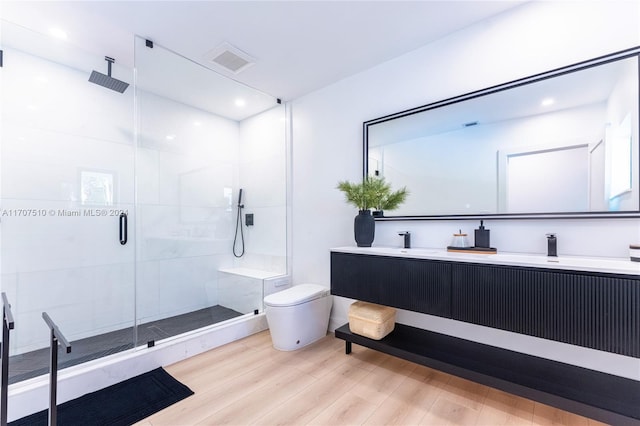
top-left (330, 252), bottom-right (451, 317)
top-left (451, 263), bottom-right (640, 358)
top-left (331, 252), bottom-right (384, 304)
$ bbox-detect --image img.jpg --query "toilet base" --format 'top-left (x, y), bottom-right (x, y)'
top-left (265, 295), bottom-right (332, 351)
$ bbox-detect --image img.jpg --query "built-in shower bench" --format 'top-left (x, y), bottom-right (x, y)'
top-left (217, 268), bottom-right (289, 312)
top-left (218, 267), bottom-right (285, 280)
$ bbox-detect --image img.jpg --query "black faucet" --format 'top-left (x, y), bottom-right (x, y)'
top-left (398, 231), bottom-right (411, 249)
top-left (546, 233), bottom-right (557, 257)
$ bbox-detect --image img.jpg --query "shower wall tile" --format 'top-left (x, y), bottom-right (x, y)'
top-left (135, 148), bottom-right (160, 205)
top-left (136, 89), bottom-right (239, 214)
top-left (139, 236), bottom-right (228, 262)
top-left (151, 154), bottom-right (236, 209)
top-left (137, 91), bottom-right (239, 162)
top-left (12, 310), bottom-right (50, 355)
top-left (135, 87), bottom-right (241, 309)
top-left (136, 255), bottom-right (227, 324)
top-left (2, 47), bottom-right (133, 147)
top-left (269, 256), bottom-right (287, 273)
top-left (238, 164), bottom-right (286, 208)
top-left (156, 256), bottom-right (213, 313)
top-left (2, 126), bottom-right (135, 203)
top-left (3, 262), bottom-right (135, 354)
top-left (134, 89), bottom-right (244, 332)
top-left (178, 164), bottom-right (234, 209)
top-left (233, 254), bottom-right (287, 275)
top-left (0, 38), bottom-right (137, 356)
top-left (89, 263), bottom-right (136, 327)
top-left (239, 106), bottom-right (286, 163)
top-left (239, 106), bottom-right (286, 208)
top-left (135, 260), bottom-right (161, 321)
top-left (177, 206), bottom-right (234, 236)
top-left (0, 274), bottom-right (18, 315)
top-left (217, 273), bottom-right (263, 314)
top-left (237, 105), bottom-right (287, 274)
top-left (242, 206), bottom-right (287, 257)
top-left (136, 204), bottom-right (180, 241)
top-left (136, 204), bottom-right (233, 261)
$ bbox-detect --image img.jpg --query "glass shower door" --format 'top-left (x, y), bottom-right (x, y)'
top-left (134, 37), bottom-right (285, 345)
top-left (0, 21), bottom-right (136, 383)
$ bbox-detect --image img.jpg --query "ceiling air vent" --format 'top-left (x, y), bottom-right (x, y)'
top-left (205, 42), bottom-right (255, 74)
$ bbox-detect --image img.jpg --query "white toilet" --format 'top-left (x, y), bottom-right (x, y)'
top-left (264, 283), bottom-right (332, 351)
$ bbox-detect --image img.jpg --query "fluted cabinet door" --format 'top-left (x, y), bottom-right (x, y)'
top-left (330, 253), bottom-right (451, 318)
top-left (451, 263), bottom-right (640, 358)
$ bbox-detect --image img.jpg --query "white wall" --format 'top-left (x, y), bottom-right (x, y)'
top-left (291, 0), bottom-right (640, 378)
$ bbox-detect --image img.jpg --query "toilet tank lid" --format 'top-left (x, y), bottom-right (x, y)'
top-left (264, 283), bottom-right (329, 307)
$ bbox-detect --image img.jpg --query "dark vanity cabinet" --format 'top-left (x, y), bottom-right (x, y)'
top-left (452, 263), bottom-right (640, 357)
top-left (330, 252), bottom-right (451, 318)
top-left (331, 251), bottom-right (640, 357)
top-left (330, 250), bottom-right (640, 424)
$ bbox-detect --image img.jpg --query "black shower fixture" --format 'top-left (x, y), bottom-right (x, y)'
top-left (233, 188), bottom-right (245, 257)
top-left (89, 56), bottom-right (129, 93)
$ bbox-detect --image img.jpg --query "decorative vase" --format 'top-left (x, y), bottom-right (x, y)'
top-left (354, 210), bottom-right (375, 247)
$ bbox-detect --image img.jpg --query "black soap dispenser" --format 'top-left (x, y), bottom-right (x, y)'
top-left (474, 220), bottom-right (490, 248)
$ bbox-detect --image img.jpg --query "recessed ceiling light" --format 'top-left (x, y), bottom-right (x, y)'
top-left (165, 134), bottom-right (176, 140)
top-left (541, 98), bottom-right (555, 107)
top-left (49, 27), bottom-right (68, 40)
top-left (193, 121), bottom-right (202, 127)
top-left (235, 98), bottom-right (246, 107)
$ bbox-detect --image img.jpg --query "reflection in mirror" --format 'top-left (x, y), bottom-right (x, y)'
top-left (366, 50), bottom-right (639, 219)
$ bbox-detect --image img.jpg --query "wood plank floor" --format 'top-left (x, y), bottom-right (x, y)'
top-left (136, 331), bottom-right (607, 426)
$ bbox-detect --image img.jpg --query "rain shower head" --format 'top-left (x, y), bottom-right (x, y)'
top-left (89, 56), bottom-right (129, 93)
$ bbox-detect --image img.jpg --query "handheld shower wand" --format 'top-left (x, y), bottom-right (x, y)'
top-left (233, 189), bottom-right (245, 257)
top-left (237, 188), bottom-right (244, 209)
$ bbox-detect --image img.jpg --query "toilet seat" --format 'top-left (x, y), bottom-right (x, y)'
top-left (264, 283), bottom-right (329, 307)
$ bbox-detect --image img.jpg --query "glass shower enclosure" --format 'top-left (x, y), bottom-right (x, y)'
top-left (0, 22), bottom-right (287, 384)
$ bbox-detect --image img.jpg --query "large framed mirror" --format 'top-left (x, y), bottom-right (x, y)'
top-left (364, 48), bottom-right (640, 220)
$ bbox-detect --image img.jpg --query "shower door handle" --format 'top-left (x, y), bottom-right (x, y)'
top-left (119, 212), bottom-right (128, 245)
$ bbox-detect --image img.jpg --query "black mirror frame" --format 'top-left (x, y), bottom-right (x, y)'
top-left (363, 46), bottom-right (640, 221)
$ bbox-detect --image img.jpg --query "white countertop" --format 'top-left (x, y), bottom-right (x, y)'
top-left (331, 246), bottom-right (640, 276)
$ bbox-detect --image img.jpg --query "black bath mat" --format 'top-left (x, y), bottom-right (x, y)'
top-left (10, 367), bottom-right (193, 426)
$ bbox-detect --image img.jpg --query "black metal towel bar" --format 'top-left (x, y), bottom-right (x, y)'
top-left (1, 293), bottom-right (14, 426)
top-left (42, 312), bottom-right (71, 426)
